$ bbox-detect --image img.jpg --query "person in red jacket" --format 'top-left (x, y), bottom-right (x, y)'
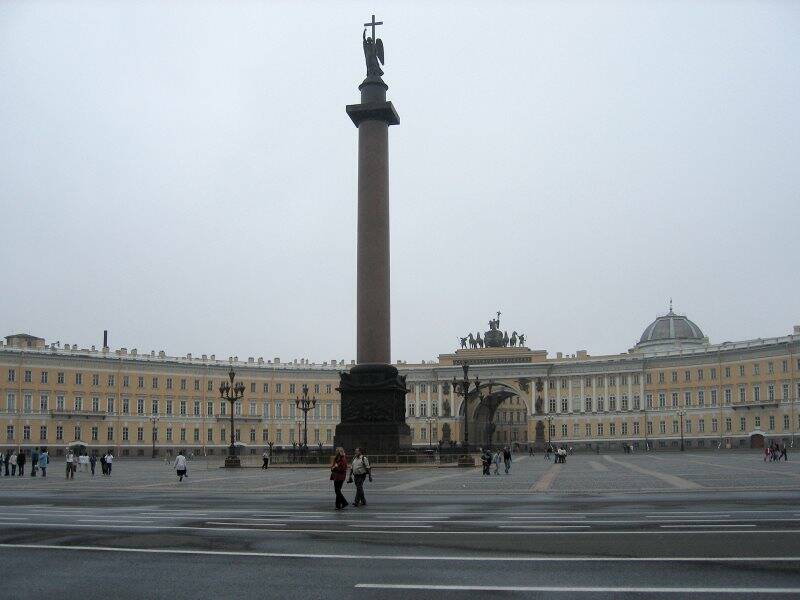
top-left (330, 446), bottom-right (349, 510)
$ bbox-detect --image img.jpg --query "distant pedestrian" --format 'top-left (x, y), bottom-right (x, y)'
top-left (262, 449), bottom-right (270, 470)
top-left (31, 448), bottom-right (39, 477)
top-left (528, 446), bottom-right (533, 457)
top-left (349, 448), bottom-right (371, 507)
top-left (174, 450), bottom-right (188, 482)
top-left (492, 450), bottom-right (501, 475)
top-left (780, 444), bottom-right (788, 461)
top-left (89, 454), bottom-right (97, 476)
top-left (480, 448), bottom-right (491, 475)
top-left (65, 450), bottom-right (75, 479)
top-left (10, 451), bottom-right (17, 476)
top-left (105, 451), bottom-right (113, 476)
top-left (72, 451), bottom-right (79, 476)
top-left (330, 447), bottom-right (349, 509)
top-left (0, 451), bottom-right (4, 476)
top-left (16, 450), bottom-right (26, 476)
top-left (38, 449), bottom-right (49, 478)
top-left (545, 446), bottom-right (552, 461)
top-left (503, 447), bottom-right (512, 474)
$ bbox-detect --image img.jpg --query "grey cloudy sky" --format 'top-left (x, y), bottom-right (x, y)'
top-left (1, 0), bottom-right (798, 364)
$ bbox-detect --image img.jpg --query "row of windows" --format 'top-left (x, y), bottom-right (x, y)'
top-left (2, 393), bottom-right (337, 419)
top-left (549, 413), bottom-right (799, 438)
top-left (539, 382), bottom-right (800, 414)
top-left (4, 370), bottom-right (334, 396)
top-left (3, 423), bottom-right (334, 445)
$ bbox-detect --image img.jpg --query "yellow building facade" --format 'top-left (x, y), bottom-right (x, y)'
top-left (2, 308), bottom-right (799, 457)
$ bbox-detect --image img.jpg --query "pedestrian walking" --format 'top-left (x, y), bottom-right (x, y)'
top-left (31, 448), bottom-right (39, 477)
top-left (65, 450), bottom-right (75, 479)
top-left (329, 446), bottom-right (349, 509)
top-left (38, 449), bottom-right (49, 477)
top-left (261, 449), bottom-right (270, 470)
top-left (105, 451), bottom-right (113, 476)
top-left (503, 447), bottom-right (512, 474)
top-left (780, 444), bottom-right (788, 461)
top-left (0, 450), bottom-right (4, 476)
top-left (480, 448), bottom-right (491, 475)
top-left (10, 450), bottom-right (17, 476)
top-left (349, 448), bottom-right (372, 507)
top-left (492, 450), bottom-right (502, 475)
top-left (16, 450), bottom-right (26, 476)
top-left (89, 453), bottom-right (96, 476)
top-left (545, 445), bottom-right (552, 461)
top-left (174, 450), bottom-right (188, 482)
top-left (71, 451), bottom-right (79, 476)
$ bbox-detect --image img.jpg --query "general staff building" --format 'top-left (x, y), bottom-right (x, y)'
top-left (2, 307), bottom-right (798, 456)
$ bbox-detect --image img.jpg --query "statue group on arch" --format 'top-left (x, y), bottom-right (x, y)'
top-left (459, 311), bottom-right (526, 349)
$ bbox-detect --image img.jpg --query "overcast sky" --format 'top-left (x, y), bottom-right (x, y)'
top-left (1, 0), bottom-right (798, 364)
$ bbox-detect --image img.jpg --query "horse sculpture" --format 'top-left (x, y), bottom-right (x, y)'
top-left (519, 333), bottom-right (526, 347)
top-left (510, 331), bottom-right (518, 347)
top-left (459, 336), bottom-right (468, 349)
top-left (468, 333), bottom-right (476, 349)
top-left (476, 332), bottom-right (484, 348)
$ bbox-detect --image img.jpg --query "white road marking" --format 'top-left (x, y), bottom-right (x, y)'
top-left (77, 519), bottom-right (155, 524)
top-left (0, 522), bottom-right (795, 535)
top-left (660, 524), bottom-right (756, 528)
top-left (499, 525), bottom-right (590, 529)
top-left (644, 513), bottom-right (731, 519)
top-left (348, 524), bottom-right (433, 528)
top-left (3, 543), bottom-right (800, 562)
top-left (204, 522), bottom-right (286, 527)
top-left (355, 584), bottom-right (800, 593)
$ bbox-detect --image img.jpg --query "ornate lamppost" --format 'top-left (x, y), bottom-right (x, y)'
top-left (452, 363), bottom-right (487, 465)
top-left (678, 409), bottom-right (686, 451)
top-left (149, 415), bottom-right (159, 459)
top-left (295, 384), bottom-right (317, 454)
top-left (425, 416), bottom-right (435, 448)
top-left (546, 415), bottom-right (553, 448)
top-left (219, 369), bottom-right (245, 467)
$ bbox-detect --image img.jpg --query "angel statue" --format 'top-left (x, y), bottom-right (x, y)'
top-left (363, 28), bottom-right (384, 77)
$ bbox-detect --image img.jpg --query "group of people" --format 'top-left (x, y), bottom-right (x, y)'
top-left (765, 442), bottom-right (788, 462)
top-left (64, 449), bottom-right (113, 478)
top-left (1, 448), bottom-right (49, 477)
top-left (542, 444), bottom-right (571, 463)
top-left (480, 447), bottom-right (513, 475)
top-left (329, 447), bottom-right (372, 509)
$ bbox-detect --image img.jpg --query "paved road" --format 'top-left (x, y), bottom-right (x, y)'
top-left (1, 452), bottom-right (799, 598)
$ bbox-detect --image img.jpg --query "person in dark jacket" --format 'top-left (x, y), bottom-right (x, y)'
top-left (330, 447), bottom-right (349, 509)
top-left (89, 453), bottom-right (97, 476)
top-left (16, 450), bottom-right (26, 476)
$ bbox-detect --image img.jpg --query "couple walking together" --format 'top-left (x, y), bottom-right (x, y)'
top-left (330, 447), bottom-right (371, 509)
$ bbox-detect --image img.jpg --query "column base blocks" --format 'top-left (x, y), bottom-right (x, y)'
top-left (334, 363), bottom-right (411, 455)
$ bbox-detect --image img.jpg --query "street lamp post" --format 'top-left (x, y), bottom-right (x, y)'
top-left (426, 416), bottom-right (434, 448)
top-left (219, 369), bottom-right (245, 468)
top-left (678, 409), bottom-right (686, 451)
top-left (295, 384), bottom-right (317, 455)
top-left (546, 415), bottom-right (553, 448)
top-left (149, 415), bottom-right (159, 458)
top-left (452, 363), bottom-right (481, 454)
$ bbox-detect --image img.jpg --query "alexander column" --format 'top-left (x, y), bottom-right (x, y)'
top-left (335, 16), bottom-right (411, 454)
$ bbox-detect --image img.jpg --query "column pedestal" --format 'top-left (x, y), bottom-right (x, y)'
top-left (335, 364), bottom-right (411, 454)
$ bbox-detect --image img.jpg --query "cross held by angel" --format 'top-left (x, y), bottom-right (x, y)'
top-left (363, 15), bottom-right (385, 78)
